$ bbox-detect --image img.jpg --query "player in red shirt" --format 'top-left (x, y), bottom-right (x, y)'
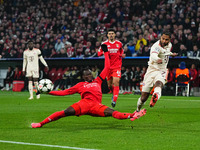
top-left (31, 45), bottom-right (146, 128)
top-left (98, 28), bottom-right (125, 107)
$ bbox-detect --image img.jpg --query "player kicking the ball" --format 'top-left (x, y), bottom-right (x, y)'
top-left (31, 45), bottom-right (146, 128)
top-left (98, 28), bottom-right (125, 107)
top-left (23, 41), bottom-right (48, 100)
top-left (135, 31), bottom-right (178, 112)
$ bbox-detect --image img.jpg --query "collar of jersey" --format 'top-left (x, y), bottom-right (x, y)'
top-left (108, 40), bottom-right (115, 44)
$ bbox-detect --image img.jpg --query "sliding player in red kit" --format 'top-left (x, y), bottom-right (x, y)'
top-left (98, 28), bottom-right (125, 107)
top-left (31, 45), bottom-right (146, 128)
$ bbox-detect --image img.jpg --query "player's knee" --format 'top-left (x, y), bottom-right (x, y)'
top-left (155, 81), bottom-right (163, 87)
top-left (64, 106), bottom-right (75, 116)
top-left (104, 108), bottom-right (114, 117)
top-left (141, 93), bottom-right (149, 102)
top-left (33, 78), bottom-right (38, 82)
top-left (140, 96), bottom-right (147, 102)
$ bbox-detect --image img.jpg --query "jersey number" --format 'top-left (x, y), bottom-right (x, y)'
top-left (164, 56), bottom-right (169, 64)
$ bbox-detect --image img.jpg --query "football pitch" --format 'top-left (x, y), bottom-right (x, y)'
top-left (0, 91), bottom-right (200, 150)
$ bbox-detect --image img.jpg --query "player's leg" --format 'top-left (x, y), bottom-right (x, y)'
top-left (32, 99), bottom-right (89, 128)
top-left (106, 108), bottom-right (133, 119)
top-left (33, 78), bottom-right (40, 99)
top-left (28, 77), bottom-right (34, 100)
top-left (1, 79), bottom-right (7, 91)
top-left (150, 80), bottom-right (163, 107)
top-left (31, 106), bottom-right (75, 128)
top-left (103, 107), bottom-right (146, 120)
top-left (89, 103), bottom-right (133, 119)
top-left (136, 75), bottom-right (152, 111)
top-left (33, 69), bottom-right (40, 99)
top-left (110, 68), bottom-right (121, 107)
top-left (137, 92), bottom-right (150, 111)
top-left (107, 78), bottom-right (113, 93)
top-left (112, 77), bottom-right (120, 106)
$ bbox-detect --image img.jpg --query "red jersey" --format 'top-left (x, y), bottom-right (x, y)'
top-left (52, 77), bottom-right (103, 103)
top-left (49, 52), bottom-right (110, 103)
top-left (98, 40), bottom-right (123, 69)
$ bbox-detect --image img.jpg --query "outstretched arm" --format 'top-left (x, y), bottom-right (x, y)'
top-left (98, 44), bottom-right (110, 80)
top-left (49, 83), bottom-right (80, 96)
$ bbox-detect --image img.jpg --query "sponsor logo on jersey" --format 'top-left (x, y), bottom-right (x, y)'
top-left (155, 47), bottom-right (160, 52)
top-left (109, 48), bottom-right (118, 53)
top-left (84, 83), bottom-right (98, 88)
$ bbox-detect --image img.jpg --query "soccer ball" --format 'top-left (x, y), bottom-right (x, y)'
top-left (38, 79), bottom-right (54, 93)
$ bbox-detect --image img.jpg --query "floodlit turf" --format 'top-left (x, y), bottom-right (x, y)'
top-left (0, 91), bottom-right (200, 150)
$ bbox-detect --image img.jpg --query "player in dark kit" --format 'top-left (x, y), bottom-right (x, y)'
top-left (31, 45), bottom-right (146, 128)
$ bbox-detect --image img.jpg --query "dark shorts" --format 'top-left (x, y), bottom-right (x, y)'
top-left (71, 99), bottom-right (108, 117)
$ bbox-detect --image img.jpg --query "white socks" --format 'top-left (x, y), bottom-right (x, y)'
top-left (137, 98), bottom-right (145, 112)
top-left (154, 87), bottom-right (161, 100)
top-left (28, 81), bottom-right (33, 98)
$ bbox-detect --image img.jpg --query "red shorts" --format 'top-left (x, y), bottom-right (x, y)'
top-left (107, 68), bottom-right (121, 81)
top-left (71, 99), bottom-right (109, 117)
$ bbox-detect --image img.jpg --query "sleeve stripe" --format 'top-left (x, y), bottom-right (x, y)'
top-left (151, 51), bottom-right (159, 54)
top-left (98, 75), bottom-right (103, 81)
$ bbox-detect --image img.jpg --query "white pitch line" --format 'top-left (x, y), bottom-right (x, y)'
top-left (0, 140), bottom-right (99, 150)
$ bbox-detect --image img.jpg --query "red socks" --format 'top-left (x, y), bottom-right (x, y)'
top-left (113, 86), bottom-right (119, 102)
top-left (112, 111), bottom-right (133, 119)
top-left (40, 110), bottom-right (65, 126)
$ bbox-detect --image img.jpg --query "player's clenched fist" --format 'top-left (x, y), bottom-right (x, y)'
top-left (101, 44), bottom-right (108, 52)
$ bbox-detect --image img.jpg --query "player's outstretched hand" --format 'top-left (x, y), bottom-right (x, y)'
top-left (101, 44), bottom-right (108, 52)
top-left (171, 53), bottom-right (178, 57)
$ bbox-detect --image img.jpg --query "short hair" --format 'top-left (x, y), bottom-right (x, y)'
top-left (107, 28), bottom-right (116, 34)
top-left (82, 67), bottom-right (91, 74)
top-left (27, 40), bottom-right (34, 44)
top-left (161, 30), bottom-right (171, 37)
top-left (81, 67), bottom-right (91, 76)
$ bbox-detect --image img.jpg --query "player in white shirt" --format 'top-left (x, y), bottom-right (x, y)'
top-left (135, 31), bottom-right (178, 113)
top-left (23, 41), bottom-right (49, 100)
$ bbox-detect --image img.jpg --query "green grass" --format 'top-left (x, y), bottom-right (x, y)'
top-left (0, 91), bottom-right (200, 150)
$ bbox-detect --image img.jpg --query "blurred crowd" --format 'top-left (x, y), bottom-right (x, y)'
top-left (0, 0), bottom-right (200, 59)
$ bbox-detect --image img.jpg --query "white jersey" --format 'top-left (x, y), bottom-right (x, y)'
top-left (148, 40), bottom-right (172, 70)
top-left (23, 48), bottom-right (46, 72)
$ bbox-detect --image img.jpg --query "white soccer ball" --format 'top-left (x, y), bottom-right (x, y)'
top-left (38, 79), bottom-right (54, 93)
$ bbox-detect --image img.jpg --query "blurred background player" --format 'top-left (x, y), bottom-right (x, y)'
top-left (98, 28), bottom-right (125, 107)
top-left (1, 66), bottom-right (14, 91)
top-left (136, 31), bottom-right (178, 112)
top-left (31, 45), bottom-right (146, 128)
top-left (22, 41), bottom-right (49, 100)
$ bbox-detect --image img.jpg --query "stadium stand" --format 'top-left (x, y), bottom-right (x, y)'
top-left (0, 0), bottom-right (200, 95)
